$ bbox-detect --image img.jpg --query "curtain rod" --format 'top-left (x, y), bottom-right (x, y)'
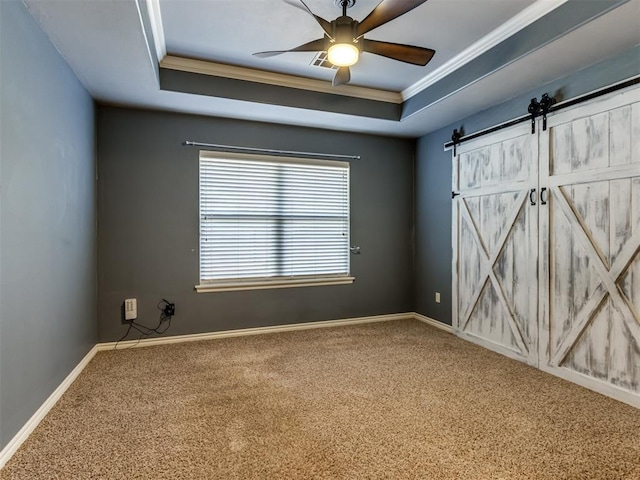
top-left (183, 141), bottom-right (360, 161)
top-left (444, 76), bottom-right (640, 151)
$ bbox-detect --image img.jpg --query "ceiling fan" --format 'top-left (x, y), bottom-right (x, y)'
top-left (254, 0), bottom-right (435, 87)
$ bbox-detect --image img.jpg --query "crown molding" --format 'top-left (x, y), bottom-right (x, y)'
top-left (401, 0), bottom-right (570, 100)
top-left (160, 55), bottom-right (403, 104)
top-left (151, 0), bottom-right (569, 106)
top-left (146, 0), bottom-right (166, 61)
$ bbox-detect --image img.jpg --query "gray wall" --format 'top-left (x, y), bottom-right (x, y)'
top-left (97, 107), bottom-right (414, 342)
top-left (414, 44), bottom-right (640, 325)
top-left (0, 0), bottom-right (97, 450)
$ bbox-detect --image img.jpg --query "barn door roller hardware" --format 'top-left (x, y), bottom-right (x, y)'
top-left (528, 97), bottom-right (541, 134)
top-left (444, 77), bottom-right (640, 152)
top-left (527, 93), bottom-right (554, 134)
top-left (539, 94), bottom-right (553, 131)
top-left (451, 129), bottom-right (461, 198)
top-left (451, 129), bottom-right (462, 156)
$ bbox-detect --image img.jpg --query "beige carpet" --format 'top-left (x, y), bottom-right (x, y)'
top-left (2, 319), bottom-right (640, 479)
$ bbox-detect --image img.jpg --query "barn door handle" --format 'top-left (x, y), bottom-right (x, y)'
top-left (540, 187), bottom-right (548, 205)
top-left (529, 188), bottom-right (537, 206)
top-left (452, 191), bottom-right (460, 199)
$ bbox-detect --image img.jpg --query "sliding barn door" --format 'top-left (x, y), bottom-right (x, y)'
top-left (453, 124), bottom-right (539, 365)
top-left (539, 88), bottom-right (640, 403)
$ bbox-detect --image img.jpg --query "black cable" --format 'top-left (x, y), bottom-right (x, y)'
top-left (113, 300), bottom-right (174, 349)
top-left (115, 323), bottom-right (133, 347)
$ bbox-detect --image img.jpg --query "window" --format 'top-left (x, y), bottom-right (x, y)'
top-left (196, 152), bottom-right (353, 292)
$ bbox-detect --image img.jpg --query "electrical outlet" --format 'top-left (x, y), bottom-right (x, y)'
top-left (435, 292), bottom-right (441, 304)
top-left (124, 298), bottom-right (137, 320)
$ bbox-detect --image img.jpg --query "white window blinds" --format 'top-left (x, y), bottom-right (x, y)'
top-left (199, 152), bottom-right (350, 287)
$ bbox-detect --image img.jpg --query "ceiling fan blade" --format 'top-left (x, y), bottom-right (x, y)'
top-left (298, 0), bottom-right (333, 38)
top-left (281, 0), bottom-right (308, 14)
top-left (254, 37), bottom-right (328, 58)
top-left (362, 39), bottom-right (435, 66)
top-left (333, 66), bottom-right (351, 86)
top-left (356, 0), bottom-right (429, 36)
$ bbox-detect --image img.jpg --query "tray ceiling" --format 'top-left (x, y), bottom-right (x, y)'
top-left (22, 0), bottom-right (640, 137)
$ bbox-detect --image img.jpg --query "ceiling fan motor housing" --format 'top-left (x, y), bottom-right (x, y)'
top-left (331, 16), bottom-right (360, 49)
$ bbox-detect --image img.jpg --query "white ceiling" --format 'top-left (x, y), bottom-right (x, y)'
top-left (160, 0), bottom-right (535, 91)
top-left (22, 0), bottom-right (640, 137)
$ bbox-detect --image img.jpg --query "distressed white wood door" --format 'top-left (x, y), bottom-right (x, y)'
top-left (539, 87), bottom-right (640, 405)
top-left (453, 124), bottom-right (539, 365)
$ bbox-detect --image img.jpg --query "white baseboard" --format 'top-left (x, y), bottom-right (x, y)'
top-left (539, 364), bottom-right (640, 409)
top-left (412, 313), bottom-right (454, 333)
top-left (0, 345), bottom-right (98, 470)
top-left (2, 310), bottom-right (635, 472)
top-left (4, 311), bottom-right (635, 472)
top-left (0, 312), bottom-right (451, 470)
top-left (97, 313), bottom-right (415, 350)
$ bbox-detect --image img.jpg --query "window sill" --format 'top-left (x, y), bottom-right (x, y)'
top-left (195, 276), bottom-right (355, 293)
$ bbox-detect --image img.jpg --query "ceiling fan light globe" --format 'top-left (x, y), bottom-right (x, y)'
top-left (328, 43), bottom-right (359, 67)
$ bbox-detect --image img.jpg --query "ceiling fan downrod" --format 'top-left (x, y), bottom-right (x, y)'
top-left (334, 0), bottom-right (356, 16)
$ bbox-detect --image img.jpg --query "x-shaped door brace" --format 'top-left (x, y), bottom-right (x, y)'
top-left (550, 185), bottom-right (640, 366)
top-left (458, 189), bottom-right (529, 356)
